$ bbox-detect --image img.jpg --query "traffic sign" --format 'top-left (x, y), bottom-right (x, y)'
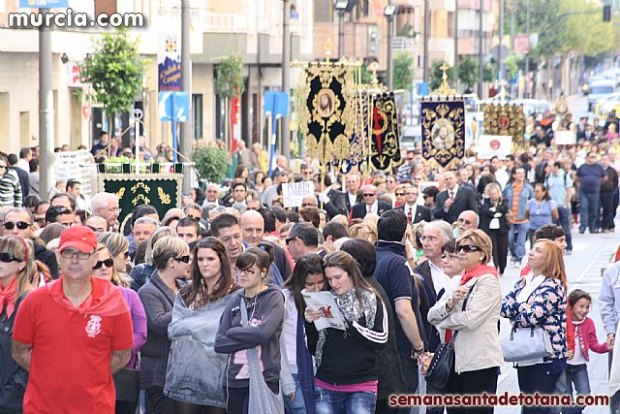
top-left (19, 0), bottom-right (68, 8)
top-left (158, 92), bottom-right (189, 123)
top-left (514, 35), bottom-right (530, 55)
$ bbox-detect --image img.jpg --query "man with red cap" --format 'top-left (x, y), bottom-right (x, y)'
top-left (11, 226), bottom-right (133, 413)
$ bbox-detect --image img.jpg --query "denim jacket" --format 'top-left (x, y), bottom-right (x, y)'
top-left (502, 181), bottom-right (534, 221)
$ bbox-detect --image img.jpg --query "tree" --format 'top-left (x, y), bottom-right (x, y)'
top-left (393, 53), bottom-right (414, 91)
top-left (192, 147), bottom-right (231, 184)
top-left (214, 54), bottom-right (245, 98)
top-left (81, 29), bottom-right (146, 130)
top-left (430, 60), bottom-right (455, 91)
top-left (457, 57), bottom-right (478, 91)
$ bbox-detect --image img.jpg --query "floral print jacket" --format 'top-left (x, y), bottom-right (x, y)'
top-left (501, 277), bottom-right (567, 361)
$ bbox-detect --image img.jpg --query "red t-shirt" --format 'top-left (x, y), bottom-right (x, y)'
top-left (13, 277), bottom-right (133, 414)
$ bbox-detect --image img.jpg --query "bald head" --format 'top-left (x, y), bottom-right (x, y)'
top-left (457, 210), bottom-right (479, 235)
top-left (301, 194), bottom-right (318, 208)
top-left (240, 210), bottom-right (265, 245)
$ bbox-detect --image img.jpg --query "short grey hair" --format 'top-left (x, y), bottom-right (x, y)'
top-left (424, 220), bottom-right (454, 244)
top-left (91, 192), bottom-right (118, 214)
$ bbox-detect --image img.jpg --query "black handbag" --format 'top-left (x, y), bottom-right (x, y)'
top-left (113, 367), bottom-right (140, 403)
top-left (425, 283), bottom-right (476, 389)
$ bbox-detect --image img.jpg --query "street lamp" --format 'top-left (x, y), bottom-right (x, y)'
top-left (334, 0), bottom-right (349, 59)
top-left (384, 4), bottom-right (397, 90)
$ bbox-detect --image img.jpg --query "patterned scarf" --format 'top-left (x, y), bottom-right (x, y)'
top-left (0, 277), bottom-right (17, 318)
top-left (315, 288), bottom-right (377, 368)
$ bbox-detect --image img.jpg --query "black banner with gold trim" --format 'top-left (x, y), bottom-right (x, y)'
top-left (369, 92), bottom-right (401, 170)
top-left (98, 174), bottom-right (183, 230)
top-left (421, 99), bottom-right (465, 168)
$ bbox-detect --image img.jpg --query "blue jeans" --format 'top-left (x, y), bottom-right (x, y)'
top-left (284, 374), bottom-right (307, 414)
top-left (564, 364), bottom-right (591, 414)
top-left (314, 386), bottom-right (377, 414)
top-left (517, 359), bottom-right (565, 414)
top-left (556, 206), bottom-right (573, 251)
top-left (509, 222), bottom-right (528, 263)
top-left (579, 191), bottom-right (600, 232)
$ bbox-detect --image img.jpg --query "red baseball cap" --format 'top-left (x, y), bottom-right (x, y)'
top-left (58, 226), bottom-right (98, 254)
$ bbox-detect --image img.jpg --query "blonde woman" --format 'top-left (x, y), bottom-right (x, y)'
top-left (130, 227), bottom-right (177, 291)
top-left (348, 222), bottom-right (378, 245)
top-left (98, 232), bottom-right (131, 285)
top-left (93, 243), bottom-right (147, 414)
top-left (0, 235), bottom-right (33, 412)
top-left (138, 236), bottom-right (190, 413)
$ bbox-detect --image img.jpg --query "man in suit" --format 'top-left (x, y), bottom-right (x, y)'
top-left (315, 173), bottom-right (347, 219)
top-left (432, 170), bottom-right (478, 225)
top-left (397, 184), bottom-right (431, 224)
top-left (342, 172), bottom-right (361, 214)
top-left (351, 185), bottom-right (391, 220)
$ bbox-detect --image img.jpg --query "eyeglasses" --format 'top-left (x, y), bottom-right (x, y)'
top-left (3, 221), bottom-right (31, 230)
top-left (87, 225), bottom-right (105, 233)
top-left (174, 255), bottom-right (191, 263)
top-left (285, 237), bottom-right (297, 245)
top-left (362, 193), bottom-right (376, 197)
top-left (60, 249), bottom-right (93, 260)
top-left (395, 192), bottom-right (405, 196)
top-left (0, 252), bottom-right (22, 263)
top-left (457, 244), bottom-right (482, 253)
top-left (441, 253), bottom-right (458, 261)
top-left (93, 258), bottom-right (114, 269)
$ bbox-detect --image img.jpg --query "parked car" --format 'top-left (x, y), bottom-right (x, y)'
top-left (511, 99), bottom-right (552, 117)
top-left (594, 92), bottom-right (620, 117)
top-left (400, 125), bottom-right (421, 150)
top-left (585, 79), bottom-right (617, 111)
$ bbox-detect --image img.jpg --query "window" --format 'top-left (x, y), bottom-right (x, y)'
top-left (192, 94), bottom-right (203, 139)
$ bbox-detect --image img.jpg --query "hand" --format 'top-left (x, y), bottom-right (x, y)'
top-left (444, 198), bottom-right (454, 209)
top-left (608, 333), bottom-right (616, 349)
top-left (567, 350), bottom-right (574, 360)
top-left (419, 352), bottom-right (433, 375)
top-left (304, 307), bottom-right (323, 323)
top-left (446, 286), bottom-right (469, 311)
top-left (288, 392), bottom-right (296, 402)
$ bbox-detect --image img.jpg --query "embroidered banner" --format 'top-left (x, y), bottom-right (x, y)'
top-left (482, 103), bottom-right (525, 146)
top-left (369, 92), bottom-right (401, 171)
top-left (420, 99), bottom-right (465, 168)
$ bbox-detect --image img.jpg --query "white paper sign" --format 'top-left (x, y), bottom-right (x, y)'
top-left (478, 135), bottom-right (513, 159)
top-left (302, 290), bottom-right (347, 331)
top-left (282, 180), bottom-right (314, 208)
top-left (554, 130), bottom-right (576, 145)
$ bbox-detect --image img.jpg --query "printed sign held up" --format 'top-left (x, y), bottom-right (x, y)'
top-left (282, 181), bottom-right (314, 208)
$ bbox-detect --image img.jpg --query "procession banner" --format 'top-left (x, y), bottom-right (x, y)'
top-left (420, 99), bottom-right (465, 169)
top-left (369, 92), bottom-right (402, 171)
top-left (158, 33), bottom-right (181, 91)
top-left (282, 180), bottom-right (314, 208)
top-left (478, 135), bottom-right (513, 159)
top-left (483, 104), bottom-right (525, 146)
top-left (98, 174), bottom-right (183, 231)
top-left (298, 64), bottom-right (356, 169)
top-left (554, 131), bottom-right (577, 146)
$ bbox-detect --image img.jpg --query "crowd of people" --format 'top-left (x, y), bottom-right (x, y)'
top-left (0, 109), bottom-right (619, 414)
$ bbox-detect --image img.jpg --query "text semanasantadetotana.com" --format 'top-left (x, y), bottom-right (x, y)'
top-left (389, 392), bottom-right (610, 407)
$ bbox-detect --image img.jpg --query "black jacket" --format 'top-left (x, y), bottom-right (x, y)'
top-left (138, 272), bottom-right (186, 388)
top-left (322, 189), bottom-right (348, 219)
top-left (479, 198), bottom-right (511, 235)
top-left (396, 204), bottom-right (432, 224)
top-left (413, 261), bottom-right (440, 352)
top-left (432, 186), bottom-right (478, 224)
top-left (0, 293), bottom-right (28, 413)
top-left (351, 201), bottom-right (392, 220)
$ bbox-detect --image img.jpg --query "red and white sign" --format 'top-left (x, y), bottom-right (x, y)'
top-left (478, 135), bottom-right (512, 159)
top-left (514, 35), bottom-right (530, 55)
top-left (66, 62), bottom-right (83, 87)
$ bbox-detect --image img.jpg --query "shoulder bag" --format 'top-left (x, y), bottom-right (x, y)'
top-left (425, 283), bottom-right (476, 389)
top-left (500, 323), bottom-right (553, 362)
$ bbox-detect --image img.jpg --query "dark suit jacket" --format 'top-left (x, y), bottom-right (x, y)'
top-left (397, 204), bottom-right (432, 224)
top-left (413, 261), bottom-right (440, 352)
top-left (351, 201), bottom-right (392, 220)
top-left (321, 188), bottom-right (348, 219)
top-left (432, 186), bottom-right (478, 224)
top-left (339, 190), bottom-right (360, 215)
top-left (479, 198), bottom-right (510, 235)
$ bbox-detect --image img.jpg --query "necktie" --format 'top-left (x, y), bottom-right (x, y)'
top-left (449, 191), bottom-right (455, 201)
top-left (407, 206), bottom-right (413, 223)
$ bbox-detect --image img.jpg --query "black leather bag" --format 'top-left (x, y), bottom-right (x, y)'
top-left (425, 283), bottom-right (476, 390)
top-left (113, 367), bottom-right (140, 403)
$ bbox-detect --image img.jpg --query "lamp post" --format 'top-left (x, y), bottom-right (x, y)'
top-left (477, 0), bottom-right (483, 98)
top-left (282, 0), bottom-right (291, 159)
top-left (335, 0), bottom-right (349, 59)
top-left (385, 4), bottom-right (396, 90)
top-left (180, 0), bottom-right (192, 194)
top-left (524, 0), bottom-right (531, 98)
top-left (423, 0), bottom-right (430, 83)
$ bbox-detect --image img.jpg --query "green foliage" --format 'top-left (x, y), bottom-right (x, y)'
top-left (80, 29), bottom-right (146, 116)
top-left (504, 53), bottom-right (521, 80)
top-left (457, 56), bottom-right (478, 89)
top-left (483, 63), bottom-right (495, 83)
top-left (359, 64), bottom-right (374, 84)
top-left (430, 60), bottom-right (455, 91)
top-left (192, 147), bottom-right (231, 183)
top-left (215, 54), bottom-right (245, 98)
top-left (393, 53), bottom-right (414, 91)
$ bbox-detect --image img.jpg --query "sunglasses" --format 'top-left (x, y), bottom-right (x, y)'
top-left (174, 255), bottom-right (191, 263)
top-left (395, 192), bottom-right (405, 196)
top-left (93, 258), bottom-right (114, 269)
top-left (0, 252), bottom-right (22, 263)
top-left (285, 237), bottom-right (297, 245)
top-left (457, 244), bottom-right (482, 253)
top-left (122, 251), bottom-right (130, 259)
top-left (362, 193), bottom-right (376, 197)
top-left (3, 221), bottom-right (31, 230)
top-left (87, 225), bottom-right (105, 233)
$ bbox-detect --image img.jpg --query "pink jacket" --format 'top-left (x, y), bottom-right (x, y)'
top-left (572, 317), bottom-right (610, 361)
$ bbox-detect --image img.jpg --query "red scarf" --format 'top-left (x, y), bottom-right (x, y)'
top-left (0, 277), bottom-right (17, 318)
top-left (445, 264), bottom-right (497, 343)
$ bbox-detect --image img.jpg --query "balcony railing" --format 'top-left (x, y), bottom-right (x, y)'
top-left (392, 36), bottom-right (417, 52)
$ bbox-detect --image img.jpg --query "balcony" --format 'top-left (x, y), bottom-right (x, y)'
top-left (392, 36), bottom-right (417, 52)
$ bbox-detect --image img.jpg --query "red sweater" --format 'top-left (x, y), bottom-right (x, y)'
top-left (570, 317), bottom-right (610, 361)
top-left (520, 264), bottom-right (574, 352)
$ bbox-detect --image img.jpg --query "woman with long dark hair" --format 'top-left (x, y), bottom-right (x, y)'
top-left (281, 254), bottom-right (327, 414)
top-left (304, 251), bottom-right (388, 413)
top-left (166, 237), bottom-right (239, 414)
top-left (215, 244), bottom-right (285, 414)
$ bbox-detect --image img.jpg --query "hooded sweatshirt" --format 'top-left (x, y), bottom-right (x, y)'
top-left (214, 285), bottom-right (285, 388)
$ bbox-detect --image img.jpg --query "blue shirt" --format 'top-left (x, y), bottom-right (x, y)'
top-left (577, 163), bottom-right (606, 194)
top-left (526, 199), bottom-right (557, 231)
top-left (545, 171), bottom-right (572, 206)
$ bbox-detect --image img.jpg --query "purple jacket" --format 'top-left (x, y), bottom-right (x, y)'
top-left (572, 317), bottom-right (610, 361)
top-left (120, 286), bottom-right (147, 367)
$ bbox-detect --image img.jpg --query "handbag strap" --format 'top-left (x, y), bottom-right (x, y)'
top-left (450, 282), bottom-right (477, 342)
